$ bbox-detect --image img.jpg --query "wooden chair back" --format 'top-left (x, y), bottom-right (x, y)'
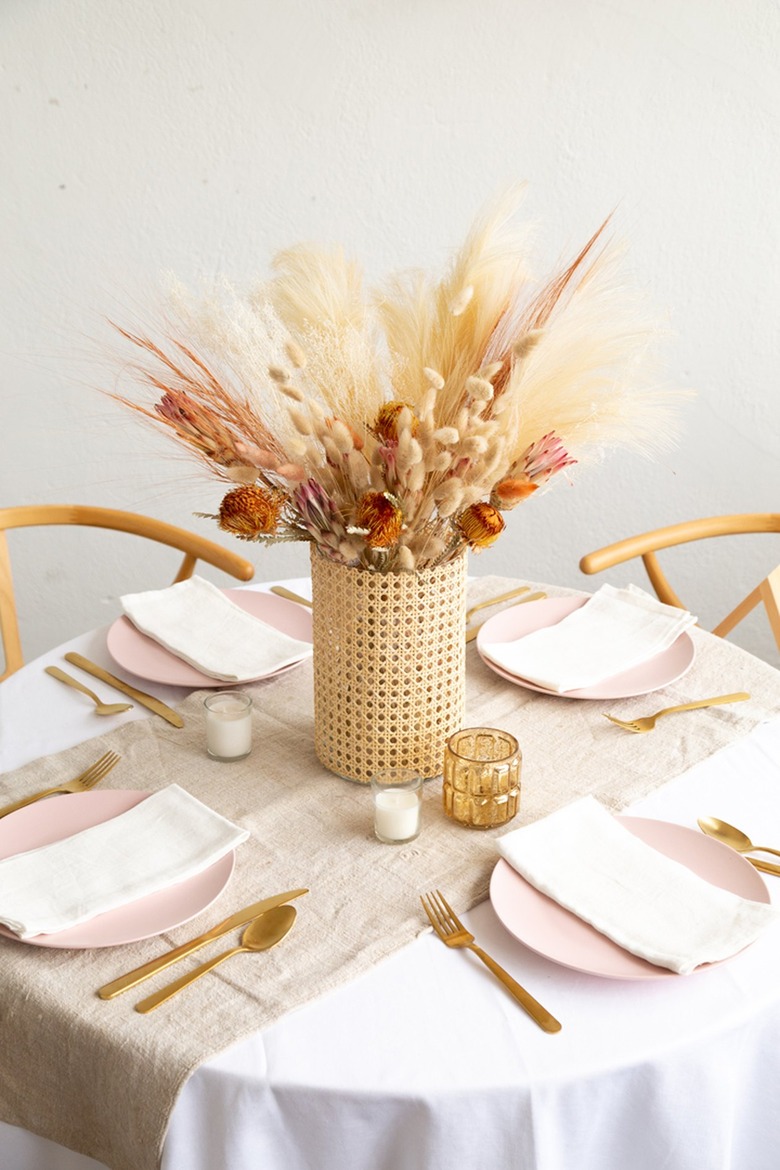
top-left (579, 513), bottom-right (780, 650)
top-left (0, 505), bottom-right (255, 680)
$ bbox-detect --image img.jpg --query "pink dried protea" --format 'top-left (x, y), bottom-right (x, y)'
top-left (490, 433), bottom-right (575, 511)
top-left (521, 432), bottom-right (576, 483)
top-left (293, 478), bottom-right (348, 550)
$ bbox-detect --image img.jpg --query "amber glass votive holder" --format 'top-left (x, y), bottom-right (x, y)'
top-left (442, 727), bottom-right (521, 829)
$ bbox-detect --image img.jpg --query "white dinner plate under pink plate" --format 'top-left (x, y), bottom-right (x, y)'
top-left (476, 594), bottom-right (695, 699)
top-left (489, 816), bottom-right (770, 980)
top-left (0, 791), bottom-right (235, 949)
top-left (106, 588), bottom-right (313, 688)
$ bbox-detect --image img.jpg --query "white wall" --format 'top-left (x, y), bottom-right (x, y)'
top-left (1, 0), bottom-right (778, 667)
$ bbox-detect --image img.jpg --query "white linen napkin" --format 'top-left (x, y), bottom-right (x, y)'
top-left (120, 575), bottom-right (312, 682)
top-left (481, 584), bottom-right (697, 693)
top-left (497, 796), bottom-right (779, 974)
top-left (0, 785), bottom-right (249, 938)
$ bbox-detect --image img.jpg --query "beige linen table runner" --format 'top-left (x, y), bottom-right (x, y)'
top-left (1, 576), bottom-right (779, 1170)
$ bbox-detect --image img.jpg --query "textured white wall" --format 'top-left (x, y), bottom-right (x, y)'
top-left (1, 0), bottom-right (778, 667)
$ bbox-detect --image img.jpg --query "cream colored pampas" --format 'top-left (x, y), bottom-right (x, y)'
top-left (110, 187), bottom-right (686, 571)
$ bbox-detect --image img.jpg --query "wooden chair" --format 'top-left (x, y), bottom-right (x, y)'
top-left (579, 513), bottom-right (780, 651)
top-left (0, 505), bottom-right (255, 680)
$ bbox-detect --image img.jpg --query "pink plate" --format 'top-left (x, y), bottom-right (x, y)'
top-left (476, 594), bottom-right (695, 699)
top-left (0, 791), bottom-right (235, 949)
top-left (106, 588), bottom-right (313, 688)
top-left (489, 816), bottom-right (770, 980)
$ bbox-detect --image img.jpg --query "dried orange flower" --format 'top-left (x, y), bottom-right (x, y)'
top-left (457, 501), bottom-right (505, 549)
top-left (489, 475), bottom-right (538, 510)
top-left (218, 485), bottom-right (285, 540)
top-left (372, 401), bottom-right (418, 443)
top-left (353, 491), bottom-right (404, 549)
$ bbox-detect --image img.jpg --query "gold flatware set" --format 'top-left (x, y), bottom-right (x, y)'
top-left (135, 904), bottom-right (298, 1013)
top-left (98, 887), bottom-right (308, 1005)
top-left (698, 817), bottom-right (780, 876)
top-left (42, 654), bottom-right (182, 726)
top-left (64, 653), bottom-right (183, 727)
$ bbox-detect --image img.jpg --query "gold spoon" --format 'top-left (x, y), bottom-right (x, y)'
top-left (44, 666), bottom-right (133, 716)
top-left (697, 816), bottom-right (780, 860)
top-left (135, 904), bottom-right (298, 1013)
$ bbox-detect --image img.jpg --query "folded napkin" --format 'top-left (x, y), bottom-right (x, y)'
top-left (121, 575), bottom-right (312, 682)
top-left (0, 785), bottom-right (248, 938)
top-left (482, 584), bottom-right (697, 692)
top-left (497, 797), bottom-right (779, 974)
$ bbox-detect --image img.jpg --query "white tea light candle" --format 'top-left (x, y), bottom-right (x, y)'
top-left (204, 691), bottom-right (253, 761)
top-left (370, 769), bottom-right (422, 844)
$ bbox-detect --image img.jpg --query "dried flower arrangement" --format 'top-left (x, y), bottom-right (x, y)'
top-left (110, 188), bottom-right (681, 572)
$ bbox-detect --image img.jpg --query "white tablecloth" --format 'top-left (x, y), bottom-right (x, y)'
top-left (2, 580), bottom-right (780, 1170)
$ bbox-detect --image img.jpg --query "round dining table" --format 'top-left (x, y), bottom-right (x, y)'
top-left (2, 577), bottom-right (780, 1170)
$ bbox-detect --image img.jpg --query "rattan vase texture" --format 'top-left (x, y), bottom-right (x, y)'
top-left (310, 548), bottom-right (467, 783)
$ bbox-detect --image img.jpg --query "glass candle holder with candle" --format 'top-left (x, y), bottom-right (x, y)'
top-left (443, 727), bottom-right (521, 829)
top-left (204, 691), bottom-right (253, 761)
top-left (370, 768), bottom-right (423, 844)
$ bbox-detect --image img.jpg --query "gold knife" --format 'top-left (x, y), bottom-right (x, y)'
top-left (64, 653), bottom-right (184, 728)
top-left (749, 857), bottom-right (780, 877)
top-left (97, 887), bottom-right (308, 998)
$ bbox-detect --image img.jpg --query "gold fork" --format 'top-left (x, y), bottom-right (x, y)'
top-left (420, 890), bottom-right (562, 1033)
top-left (0, 751), bottom-right (121, 819)
top-left (603, 692), bottom-right (750, 734)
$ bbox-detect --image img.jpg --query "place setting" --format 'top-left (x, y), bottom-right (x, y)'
top-left (107, 575), bottom-right (313, 688)
top-left (36, 574), bottom-right (316, 742)
top-left (476, 582), bottom-right (699, 700)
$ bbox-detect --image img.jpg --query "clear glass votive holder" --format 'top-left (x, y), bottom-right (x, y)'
top-left (371, 768), bottom-right (423, 845)
top-left (204, 691), bottom-right (253, 762)
top-left (442, 727), bottom-right (521, 830)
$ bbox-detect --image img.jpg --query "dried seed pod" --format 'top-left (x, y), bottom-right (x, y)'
top-left (407, 463), bottom-right (426, 492)
top-left (279, 384), bottom-right (305, 403)
top-left (512, 329), bottom-right (544, 362)
top-left (224, 465), bottom-right (261, 484)
top-left (477, 361), bottom-right (503, 380)
top-left (289, 408), bottom-right (314, 436)
top-left (234, 440), bottom-right (281, 470)
top-left (395, 545), bottom-right (416, 570)
top-left (276, 462), bottom-right (308, 482)
top-left (465, 376), bottom-right (494, 402)
top-left (460, 435), bottom-right (489, 457)
top-left (284, 339), bottom-right (307, 369)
